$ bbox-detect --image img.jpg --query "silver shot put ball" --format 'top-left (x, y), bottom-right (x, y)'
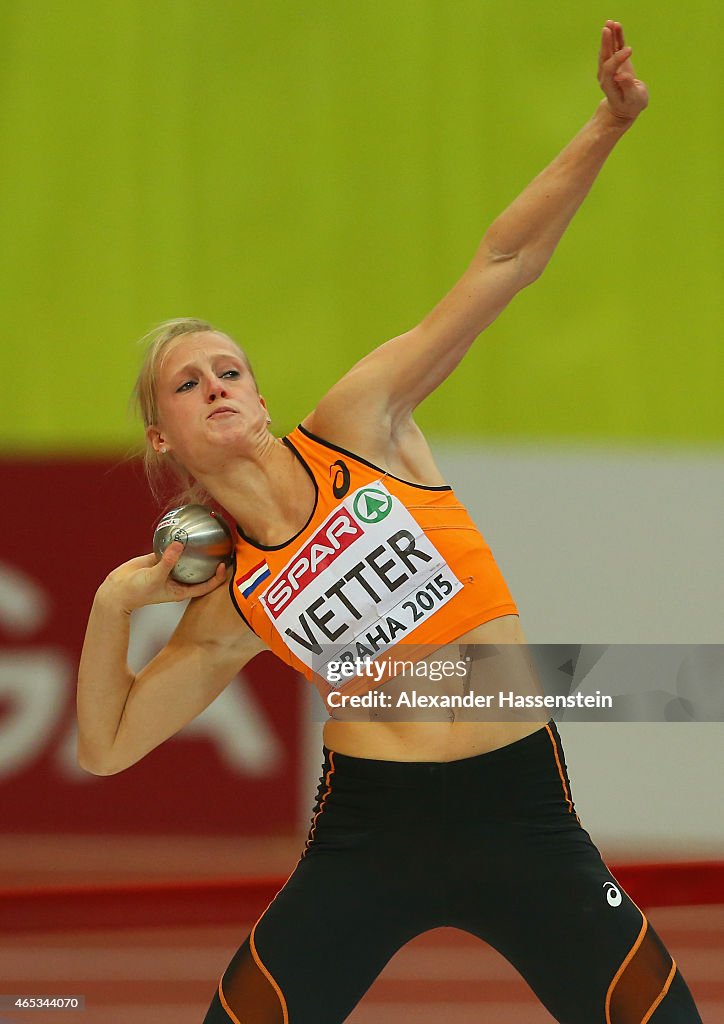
top-left (153, 504), bottom-right (233, 584)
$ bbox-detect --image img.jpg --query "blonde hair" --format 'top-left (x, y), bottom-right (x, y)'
top-left (131, 317), bottom-right (256, 507)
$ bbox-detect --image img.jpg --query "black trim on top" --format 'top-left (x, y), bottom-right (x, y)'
top-left (234, 436), bottom-right (319, 552)
top-left (295, 424), bottom-right (452, 492)
top-left (227, 548), bottom-right (257, 635)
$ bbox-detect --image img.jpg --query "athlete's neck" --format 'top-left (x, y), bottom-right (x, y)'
top-left (196, 435), bottom-right (315, 546)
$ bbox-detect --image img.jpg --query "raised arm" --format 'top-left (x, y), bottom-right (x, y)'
top-left (77, 543), bottom-right (266, 776)
top-left (314, 21), bottom-right (648, 432)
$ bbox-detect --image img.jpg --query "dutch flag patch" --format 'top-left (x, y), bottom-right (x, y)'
top-left (236, 560), bottom-right (271, 599)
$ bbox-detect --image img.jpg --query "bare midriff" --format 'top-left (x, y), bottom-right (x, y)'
top-left (322, 614), bottom-right (548, 762)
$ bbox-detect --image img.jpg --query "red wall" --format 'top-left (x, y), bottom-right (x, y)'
top-left (0, 459), bottom-right (303, 834)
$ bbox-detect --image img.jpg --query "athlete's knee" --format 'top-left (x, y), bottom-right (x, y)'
top-left (202, 935), bottom-right (286, 1024)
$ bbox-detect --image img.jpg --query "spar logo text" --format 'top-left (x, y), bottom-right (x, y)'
top-left (263, 512), bottom-right (362, 619)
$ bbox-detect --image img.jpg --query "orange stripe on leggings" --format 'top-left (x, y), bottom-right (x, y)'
top-left (215, 861), bottom-right (299, 1022)
top-left (545, 724), bottom-right (577, 818)
top-left (250, 920), bottom-right (290, 1024)
top-left (218, 976), bottom-right (243, 1024)
top-left (605, 915), bottom-right (648, 1024)
top-left (302, 750), bottom-right (336, 856)
top-left (640, 959), bottom-right (677, 1024)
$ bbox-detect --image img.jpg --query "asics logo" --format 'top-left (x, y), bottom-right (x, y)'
top-left (331, 460), bottom-right (351, 499)
top-left (603, 881), bottom-right (622, 907)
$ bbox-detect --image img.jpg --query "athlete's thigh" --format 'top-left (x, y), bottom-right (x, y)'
top-left (203, 842), bottom-right (428, 1024)
top-left (460, 825), bottom-right (701, 1023)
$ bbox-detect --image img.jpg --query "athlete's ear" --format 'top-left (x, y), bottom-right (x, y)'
top-left (146, 424), bottom-right (170, 455)
top-left (259, 395), bottom-right (271, 425)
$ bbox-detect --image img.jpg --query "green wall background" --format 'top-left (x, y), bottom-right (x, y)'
top-left (1, 0), bottom-right (721, 453)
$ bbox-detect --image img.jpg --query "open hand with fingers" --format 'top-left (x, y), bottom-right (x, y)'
top-left (598, 20), bottom-right (649, 122)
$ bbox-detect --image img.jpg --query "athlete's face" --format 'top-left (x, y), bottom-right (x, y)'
top-left (147, 332), bottom-right (269, 465)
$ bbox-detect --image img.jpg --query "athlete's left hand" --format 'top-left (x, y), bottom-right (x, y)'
top-left (598, 20), bottom-right (649, 122)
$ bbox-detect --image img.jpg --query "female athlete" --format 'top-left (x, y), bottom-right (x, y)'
top-left (77, 22), bottom-right (703, 1023)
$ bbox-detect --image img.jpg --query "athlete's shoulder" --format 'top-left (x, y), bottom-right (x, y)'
top-left (300, 406), bottom-right (447, 488)
top-left (299, 401), bottom-right (390, 463)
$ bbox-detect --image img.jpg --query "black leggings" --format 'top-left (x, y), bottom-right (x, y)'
top-left (203, 722), bottom-right (702, 1023)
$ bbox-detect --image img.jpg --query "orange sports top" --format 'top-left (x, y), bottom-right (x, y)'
top-left (229, 425), bottom-right (518, 698)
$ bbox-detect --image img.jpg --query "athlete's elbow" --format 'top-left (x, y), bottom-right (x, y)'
top-left (80, 761), bottom-right (120, 777)
top-left (480, 243), bottom-right (539, 289)
top-left (516, 250), bottom-right (546, 286)
top-left (77, 752), bottom-right (117, 776)
top-left (77, 739), bottom-right (128, 776)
